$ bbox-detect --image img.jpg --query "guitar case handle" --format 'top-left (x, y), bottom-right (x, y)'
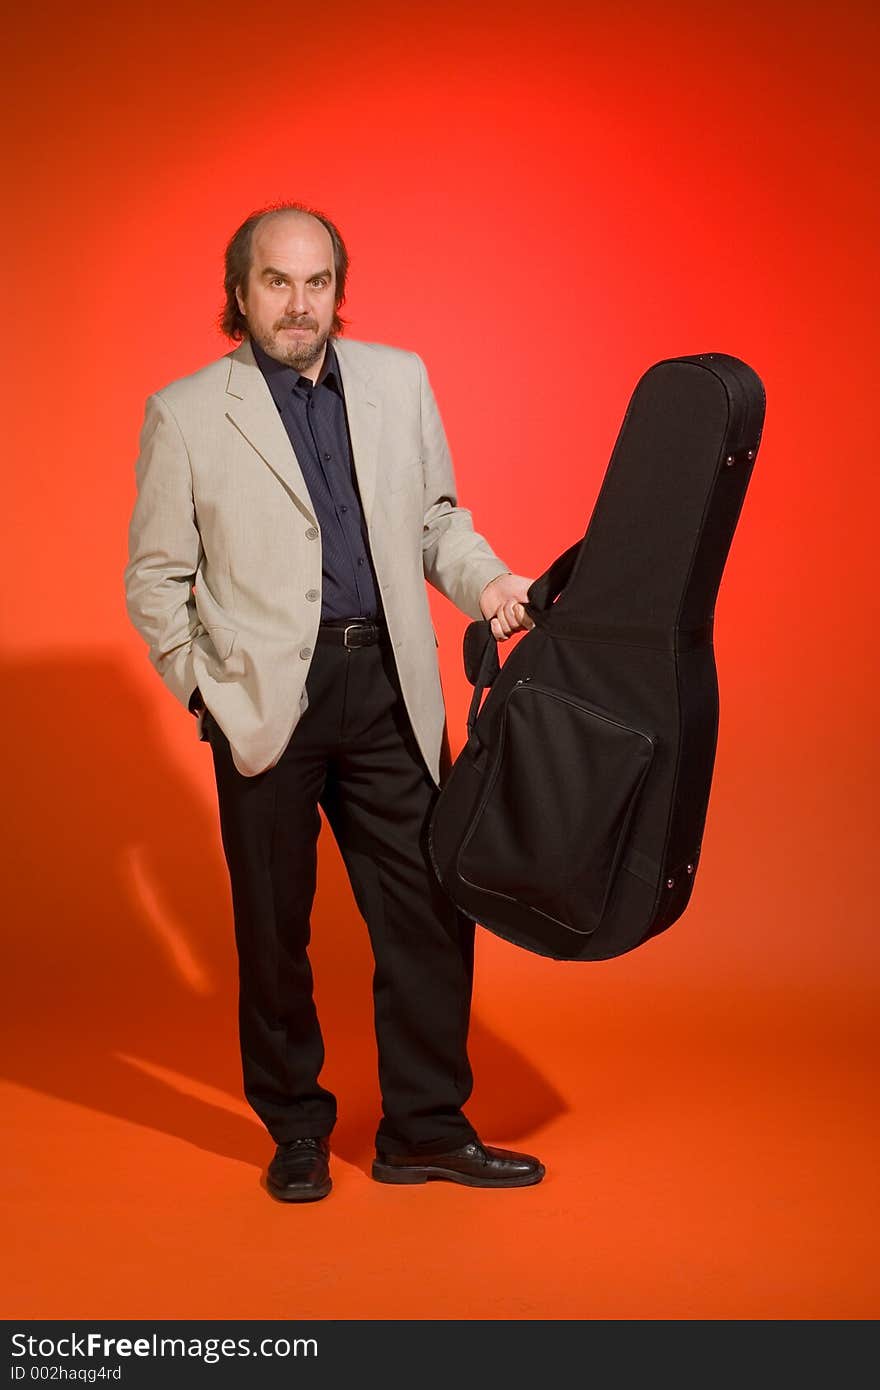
top-left (463, 538), bottom-right (583, 736)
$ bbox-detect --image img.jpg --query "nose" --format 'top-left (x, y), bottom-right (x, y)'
top-left (286, 283), bottom-right (309, 315)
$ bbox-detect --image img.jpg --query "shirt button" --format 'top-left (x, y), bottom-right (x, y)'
top-left (357, 557), bottom-right (365, 566)
top-left (323, 452), bottom-right (332, 461)
top-left (340, 505), bottom-right (348, 513)
top-left (306, 589), bottom-right (319, 601)
top-left (305, 526), bottom-right (318, 540)
top-left (299, 646), bottom-right (312, 660)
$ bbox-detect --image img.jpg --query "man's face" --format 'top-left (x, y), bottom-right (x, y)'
top-left (236, 213), bottom-right (338, 377)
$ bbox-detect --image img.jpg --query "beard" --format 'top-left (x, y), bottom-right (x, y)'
top-left (254, 316), bottom-right (331, 373)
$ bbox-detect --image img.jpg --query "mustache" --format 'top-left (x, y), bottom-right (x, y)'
top-left (276, 317), bottom-right (318, 331)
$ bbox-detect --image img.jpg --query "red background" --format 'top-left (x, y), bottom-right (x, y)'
top-left (3, 0), bottom-right (877, 1319)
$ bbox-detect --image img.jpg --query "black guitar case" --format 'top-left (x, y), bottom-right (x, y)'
top-left (428, 352), bottom-right (765, 961)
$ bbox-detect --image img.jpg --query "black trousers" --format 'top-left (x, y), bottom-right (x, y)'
top-left (204, 630), bottom-right (479, 1155)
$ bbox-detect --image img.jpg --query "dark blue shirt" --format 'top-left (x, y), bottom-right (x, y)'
top-left (251, 337), bottom-right (382, 622)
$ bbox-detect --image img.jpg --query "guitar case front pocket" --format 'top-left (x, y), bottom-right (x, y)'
top-left (456, 682), bottom-right (655, 936)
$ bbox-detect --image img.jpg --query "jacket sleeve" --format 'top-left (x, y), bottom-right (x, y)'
top-left (123, 391), bottom-right (204, 711)
top-left (416, 354), bottom-right (511, 619)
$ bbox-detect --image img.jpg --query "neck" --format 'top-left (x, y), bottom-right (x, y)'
top-left (297, 343), bottom-right (328, 384)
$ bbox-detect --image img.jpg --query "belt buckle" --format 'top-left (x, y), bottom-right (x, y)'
top-left (343, 622), bottom-right (370, 649)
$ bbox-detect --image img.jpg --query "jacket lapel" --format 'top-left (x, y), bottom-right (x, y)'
top-left (333, 339), bottom-right (381, 528)
top-left (224, 339), bottom-right (318, 526)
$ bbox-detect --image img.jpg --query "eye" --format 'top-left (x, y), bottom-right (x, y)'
top-left (310, 277), bottom-right (329, 289)
top-left (270, 277), bottom-right (286, 288)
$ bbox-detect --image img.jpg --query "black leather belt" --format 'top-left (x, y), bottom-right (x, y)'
top-left (317, 619), bottom-right (388, 648)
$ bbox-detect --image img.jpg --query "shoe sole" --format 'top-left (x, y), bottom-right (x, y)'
top-left (371, 1162), bottom-right (544, 1188)
top-left (266, 1178), bottom-right (333, 1203)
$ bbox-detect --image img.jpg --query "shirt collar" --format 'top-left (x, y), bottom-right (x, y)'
top-left (251, 336), bottom-right (342, 407)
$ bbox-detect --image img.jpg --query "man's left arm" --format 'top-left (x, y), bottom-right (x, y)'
top-left (416, 354), bottom-right (534, 640)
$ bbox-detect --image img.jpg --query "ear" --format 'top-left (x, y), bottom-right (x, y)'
top-left (235, 284), bottom-right (246, 316)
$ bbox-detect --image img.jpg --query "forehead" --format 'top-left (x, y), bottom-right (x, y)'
top-left (251, 214), bottom-right (334, 273)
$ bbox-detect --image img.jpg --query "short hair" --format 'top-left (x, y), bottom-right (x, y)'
top-left (220, 202), bottom-right (349, 341)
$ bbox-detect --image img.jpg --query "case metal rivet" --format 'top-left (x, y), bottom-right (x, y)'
top-left (725, 455), bottom-right (735, 466)
top-left (747, 450), bottom-right (755, 459)
top-left (667, 877), bottom-right (675, 888)
top-left (687, 863), bottom-right (694, 874)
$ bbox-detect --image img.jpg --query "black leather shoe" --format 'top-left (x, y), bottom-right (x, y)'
top-left (372, 1139), bottom-right (544, 1188)
top-left (266, 1137), bottom-right (332, 1202)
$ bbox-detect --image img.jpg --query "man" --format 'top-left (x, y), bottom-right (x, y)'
top-left (124, 202), bottom-right (542, 1202)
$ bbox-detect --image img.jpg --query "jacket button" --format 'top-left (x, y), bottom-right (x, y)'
top-left (305, 526), bottom-right (318, 540)
top-left (306, 589), bottom-right (319, 601)
top-left (299, 646), bottom-right (312, 660)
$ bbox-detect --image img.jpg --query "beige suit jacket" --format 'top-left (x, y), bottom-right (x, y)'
top-left (124, 337), bottom-right (510, 783)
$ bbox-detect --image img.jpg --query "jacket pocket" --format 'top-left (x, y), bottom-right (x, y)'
top-left (456, 681), bottom-right (655, 936)
top-left (206, 626), bottom-right (237, 662)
